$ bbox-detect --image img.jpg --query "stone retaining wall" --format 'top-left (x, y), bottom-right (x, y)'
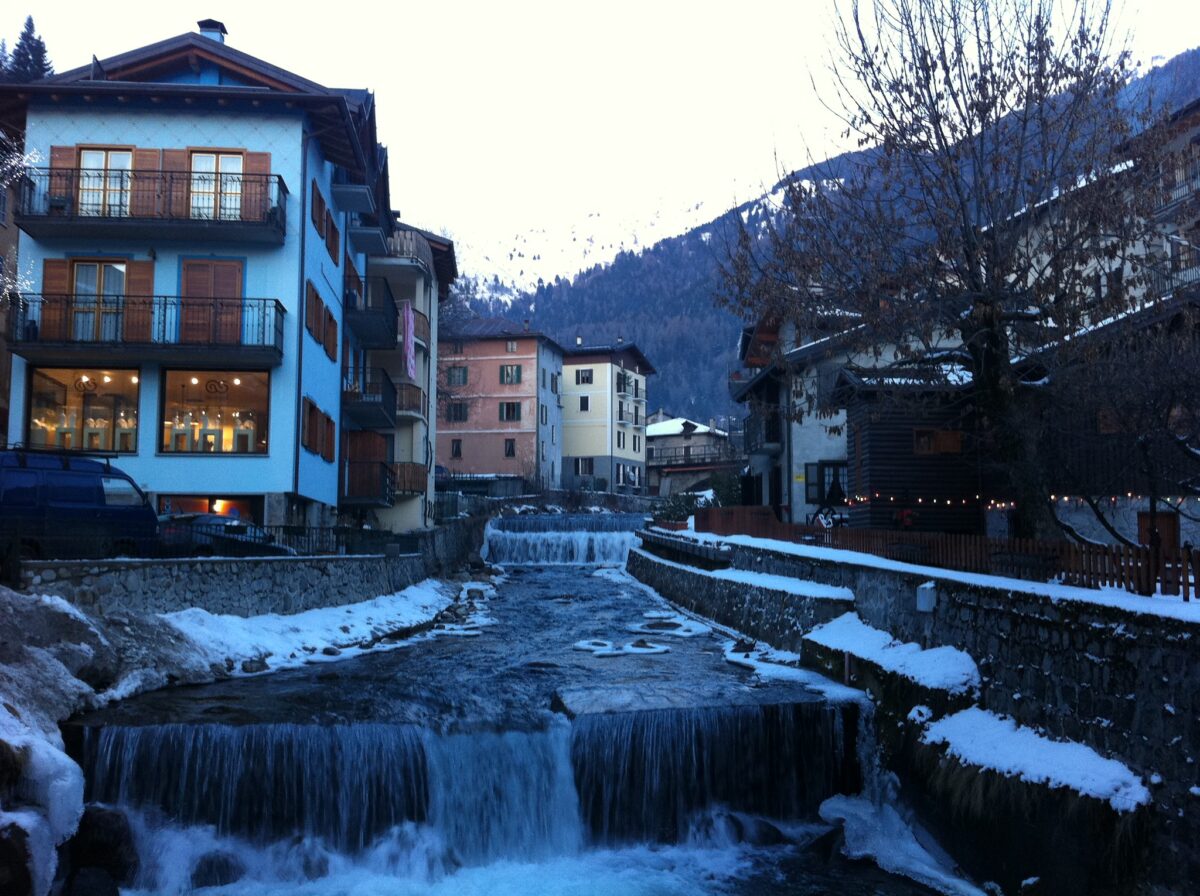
top-left (625, 548), bottom-right (853, 651)
top-left (646, 536), bottom-right (1197, 892)
top-left (21, 517), bottom-right (487, 618)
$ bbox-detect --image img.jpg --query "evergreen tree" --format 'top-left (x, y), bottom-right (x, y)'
top-left (0, 40), bottom-right (10, 82)
top-left (7, 16), bottom-right (52, 83)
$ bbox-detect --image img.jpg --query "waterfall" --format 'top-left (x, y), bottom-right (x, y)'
top-left (570, 702), bottom-right (860, 845)
top-left (82, 723), bottom-right (429, 854)
top-left (482, 514), bottom-right (646, 565)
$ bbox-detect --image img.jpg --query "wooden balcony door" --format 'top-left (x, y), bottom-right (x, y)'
top-left (181, 260), bottom-right (242, 345)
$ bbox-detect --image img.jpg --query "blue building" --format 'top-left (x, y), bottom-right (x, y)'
top-left (0, 20), bottom-right (455, 529)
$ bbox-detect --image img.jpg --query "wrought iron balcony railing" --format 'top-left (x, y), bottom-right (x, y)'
top-left (8, 293), bottom-right (285, 365)
top-left (345, 277), bottom-right (398, 349)
top-left (744, 412), bottom-right (784, 456)
top-left (342, 367), bottom-right (397, 429)
top-left (15, 168), bottom-right (288, 242)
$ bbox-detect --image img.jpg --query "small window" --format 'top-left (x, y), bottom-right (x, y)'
top-left (575, 457), bottom-right (594, 476)
top-left (101, 475), bottom-right (143, 506)
top-left (551, 373), bottom-right (558, 394)
top-left (913, 429), bottom-right (963, 455)
top-left (618, 400), bottom-right (625, 421)
top-left (617, 431), bottom-right (626, 450)
top-left (506, 340), bottom-right (518, 353)
top-left (542, 369), bottom-right (547, 388)
top-left (579, 396), bottom-right (590, 412)
top-left (500, 364), bottom-right (522, 385)
top-left (500, 401), bottom-right (521, 421)
top-left (576, 368), bottom-right (593, 385)
top-left (46, 471), bottom-right (102, 505)
top-left (451, 438), bottom-right (462, 458)
top-left (551, 425), bottom-right (556, 444)
top-left (451, 341), bottom-right (464, 354)
top-left (633, 435), bottom-right (640, 452)
top-left (447, 366), bottom-right (468, 387)
top-left (540, 403), bottom-right (547, 425)
top-left (541, 441), bottom-right (546, 461)
top-left (504, 438), bottom-right (516, 458)
top-left (446, 402), bottom-right (468, 422)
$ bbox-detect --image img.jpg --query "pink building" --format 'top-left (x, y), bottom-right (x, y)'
top-left (437, 319), bottom-right (564, 490)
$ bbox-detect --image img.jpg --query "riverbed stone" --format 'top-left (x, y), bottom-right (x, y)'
top-left (70, 805), bottom-right (139, 885)
top-left (64, 866), bottom-right (119, 896)
top-left (191, 850), bottom-right (245, 888)
top-left (0, 823), bottom-right (32, 896)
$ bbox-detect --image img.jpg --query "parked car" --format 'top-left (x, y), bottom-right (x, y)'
top-left (0, 449), bottom-right (158, 569)
top-left (158, 513), bottom-right (295, 557)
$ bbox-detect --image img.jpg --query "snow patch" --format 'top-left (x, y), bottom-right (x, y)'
top-left (158, 580), bottom-right (453, 677)
top-left (922, 707), bottom-right (1150, 812)
top-left (805, 613), bottom-right (981, 695)
top-left (631, 548), bottom-right (854, 600)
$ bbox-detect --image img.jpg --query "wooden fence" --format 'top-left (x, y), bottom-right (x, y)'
top-left (693, 506), bottom-right (1197, 599)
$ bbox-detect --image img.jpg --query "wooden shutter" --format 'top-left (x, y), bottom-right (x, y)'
top-left (123, 260), bottom-right (155, 342)
top-left (40, 259), bottom-right (71, 341)
top-left (130, 149), bottom-right (161, 217)
top-left (322, 415), bottom-right (335, 462)
top-left (323, 309), bottom-right (337, 362)
top-left (48, 146), bottom-right (76, 215)
top-left (243, 151), bottom-right (271, 222)
top-left (305, 282), bottom-right (318, 337)
top-left (311, 182), bottom-right (325, 235)
top-left (162, 149), bottom-right (189, 217)
top-left (212, 261), bottom-right (243, 345)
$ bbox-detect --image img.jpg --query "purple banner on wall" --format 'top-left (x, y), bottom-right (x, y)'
top-left (404, 302), bottom-right (416, 380)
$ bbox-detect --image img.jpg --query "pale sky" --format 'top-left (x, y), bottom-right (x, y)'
top-left (13, 1), bottom-right (1198, 288)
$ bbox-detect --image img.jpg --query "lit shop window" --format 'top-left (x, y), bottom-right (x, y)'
top-left (27, 368), bottom-right (139, 452)
top-left (161, 370), bottom-right (269, 453)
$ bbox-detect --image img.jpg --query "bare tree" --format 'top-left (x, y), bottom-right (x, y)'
top-left (720, 0), bottom-right (1175, 536)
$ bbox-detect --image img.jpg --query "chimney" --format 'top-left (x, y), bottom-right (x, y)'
top-left (575, 334), bottom-right (582, 347)
top-left (616, 334), bottom-right (624, 345)
top-left (197, 19), bottom-right (228, 43)
top-left (523, 319), bottom-right (530, 332)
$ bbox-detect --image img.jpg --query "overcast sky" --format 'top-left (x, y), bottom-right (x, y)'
top-left (14, 1), bottom-right (1197, 286)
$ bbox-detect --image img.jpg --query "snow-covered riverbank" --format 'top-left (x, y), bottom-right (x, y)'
top-left (0, 578), bottom-right (460, 896)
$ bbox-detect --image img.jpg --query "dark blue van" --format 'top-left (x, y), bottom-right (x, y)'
top-left (0, 450), bottom-right (158, 564)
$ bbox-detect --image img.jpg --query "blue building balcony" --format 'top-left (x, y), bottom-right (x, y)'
top-left (342, 367), bottom-right (397, 430)
top-left (8, 293), bottom-right (285, 367)
top-left (14, 168), bottom-right (288, 244)
top-left (345, 277), bottom-right (398, 349)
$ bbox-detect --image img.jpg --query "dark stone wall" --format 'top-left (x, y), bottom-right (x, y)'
top-left (728, 543), bottom-right (1198, 894)
top-left (625, 548), bottom-right (853, 650)
top-left (21, 517), bottom-right (487, 618)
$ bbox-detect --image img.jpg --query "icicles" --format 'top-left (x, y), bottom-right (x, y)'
top-left (570, 702), bottom-right (859, 845)
top-left (423, 720), bottom-right (583, 864)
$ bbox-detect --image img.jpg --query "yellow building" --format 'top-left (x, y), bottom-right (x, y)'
top-left (560, 340), bottom-right (655, 494)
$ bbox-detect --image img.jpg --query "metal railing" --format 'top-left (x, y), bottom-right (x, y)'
top-left (8, 293), bottom-right (285, 352)
top-left (262, 525), bottom-right (419, 556)
top-left (342, 366), bottom-right (397, 424)
top-left (348, 277), bottom-right (398, 326)
top-left (1157, 156), bottom-right (1200, 210)
top-left (17, 167), bottom-right (287, 232)
top-left (647, 444), bottom-right (741, 466)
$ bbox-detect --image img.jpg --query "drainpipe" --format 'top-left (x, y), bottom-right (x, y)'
top-left (291, 133), bottom-right (310, 506)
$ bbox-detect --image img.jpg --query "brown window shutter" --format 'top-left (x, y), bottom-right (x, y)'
top-left (311, 182), bottom-right (326, 235)
top-left (162, 149), bottom-right (189, 217)
top-left (305, 282), bottom-right (317, 336)
top-left (243, 151), bottom-right (271, 222)
top-left (324, 310), bottom-right (337, 362)
top-left (48, 146), bottom-right (76, 214)
top-left (40, 259), bottom-right (71, 341)
top-left (130, 149), bottom-right (161, 217)
top-left (123, 260), bottom-right (155, 342)
top-left (322, 415), bottom-right (335, 462)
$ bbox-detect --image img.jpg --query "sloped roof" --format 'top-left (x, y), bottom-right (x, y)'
top-left (563, 343), bottom-right (657, 375)
top-left (441, 316), bottom-right (563, 351)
